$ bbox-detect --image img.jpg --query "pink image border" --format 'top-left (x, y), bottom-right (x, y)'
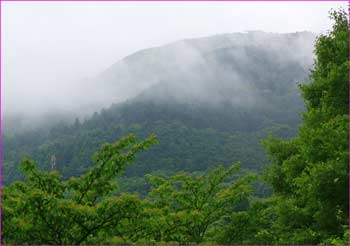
top-left (0, 0), bottom-right (348, 245)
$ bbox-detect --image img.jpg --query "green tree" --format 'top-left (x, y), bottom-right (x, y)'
top-left (262, 9), bottom-right (349, 244)
top-left (2, 134), bottom-right (157, 244)
top-left (144, 164), bottom-right (255, 243)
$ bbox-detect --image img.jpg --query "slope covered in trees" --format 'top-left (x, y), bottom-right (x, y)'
top-left (3, 32), bottom-right (312, 186)
top-left (3, 100), bottom-right (298, 186)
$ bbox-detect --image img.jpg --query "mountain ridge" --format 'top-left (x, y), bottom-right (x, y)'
top-left (4, 31), bottom-right (315, 135)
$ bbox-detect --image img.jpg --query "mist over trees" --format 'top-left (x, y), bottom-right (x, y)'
top-left (3, 31), bottom-right (315, 135)
top-left (2, 9), bottom-right (349, 245)
top-left (3, 31), bottom-right (314, 185)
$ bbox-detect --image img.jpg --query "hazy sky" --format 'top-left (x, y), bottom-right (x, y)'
top-left (2, 1), bottom-right (348, 116)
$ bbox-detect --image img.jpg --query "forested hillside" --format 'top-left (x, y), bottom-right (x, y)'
top-left (3, 32), bottom-right (313, 186)
top-left (3, 9), bottom-right (348, 245)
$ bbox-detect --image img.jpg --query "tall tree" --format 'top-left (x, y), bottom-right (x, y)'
top-left (262, 9), bottom-right (349, 244)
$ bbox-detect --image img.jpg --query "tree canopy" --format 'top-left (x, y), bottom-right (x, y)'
top-left (258, 9), bottom-right (349, 244)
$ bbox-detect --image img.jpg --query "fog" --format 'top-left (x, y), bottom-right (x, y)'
top-left (124, 31), bottom-right (316, 107)
top-left (2, 1), bottom-right (347, 132)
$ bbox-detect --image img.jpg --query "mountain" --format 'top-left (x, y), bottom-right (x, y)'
top-left (4, 31), bottom-right (315, 134)
top-left (94, 31), bottom-right (315, 106)
top-left (3, 31), bottom-right (315, 188)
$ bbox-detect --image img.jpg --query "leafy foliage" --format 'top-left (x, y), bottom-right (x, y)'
top-left (3, 138), bottom-right (255, 244)
top-left (3, 134), bottom-right (157, 244)
top-left (144, 164), bottom-right (255, 243)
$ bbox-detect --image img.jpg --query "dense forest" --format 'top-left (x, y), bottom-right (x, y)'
top-left (2, 9), bottom-right (349, 244)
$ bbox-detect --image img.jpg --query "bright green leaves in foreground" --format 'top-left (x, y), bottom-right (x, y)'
top-left (3, 134), bottom-right (254, 244)
top-left (144, 164), bottom-right (255, 243)
top-left (3, 134), bottom-right (157, 244)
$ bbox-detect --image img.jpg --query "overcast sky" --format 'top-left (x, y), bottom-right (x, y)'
top-left (2, 1), bottom-right (348, 116)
